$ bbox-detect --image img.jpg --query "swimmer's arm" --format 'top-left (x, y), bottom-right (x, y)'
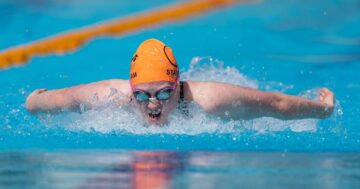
top-left (187, 81), bottom-right (334, 120)
top-left (25, 79), bottom-right (131, 113)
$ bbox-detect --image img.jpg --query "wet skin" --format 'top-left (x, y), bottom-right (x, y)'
top-left (131, 81), bottom-right (180, 125)
top-left (26, 80), bottom-right (335, 124)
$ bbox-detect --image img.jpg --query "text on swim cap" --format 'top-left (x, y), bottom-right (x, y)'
top-left (130, 72), bottom-right (137, 79)
top-left (132, 54), bottom-right (138, 62)
top-left (167, 69), bottom-right (178, 77)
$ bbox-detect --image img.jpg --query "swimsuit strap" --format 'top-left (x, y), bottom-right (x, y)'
top-left (180, 81), bottom-right (185, 100)
top-left (177, 81), bottom-right (189, 116)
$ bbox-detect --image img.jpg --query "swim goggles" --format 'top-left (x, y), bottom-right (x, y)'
top-left (132, 84), bottom-right (176, 102)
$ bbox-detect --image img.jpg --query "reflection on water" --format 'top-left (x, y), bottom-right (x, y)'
top-left (78, 152), bottom-right (185, 189)
top-left (0, 152), bottom-right (47, 188)
top-left (0, 151), bottom-right (359, 189)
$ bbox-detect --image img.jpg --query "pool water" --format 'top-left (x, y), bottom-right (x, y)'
top-left (0, 0), bottom-right (360, 188)
top-left (1, 151), bottom-right (359, 189)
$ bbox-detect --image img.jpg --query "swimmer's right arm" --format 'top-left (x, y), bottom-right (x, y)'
top-left (25, 79), bottom-right (131, 113)
top-left (186, 81), bottom-right (334, 120)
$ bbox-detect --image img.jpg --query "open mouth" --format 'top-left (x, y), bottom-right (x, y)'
top-left (148, 110), bottom-right (161, 119)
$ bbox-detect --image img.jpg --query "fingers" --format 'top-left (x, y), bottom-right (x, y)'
top-left (319, 89), bottom-right (325, 101)
top-left (35, 88), bottom-right (48, 94)
top-left (319, 88), bottom-right (333, 97)
top-left (28, 88), bottom-right (48, 98)
top-left (318, 87), bottom-right (335, 107)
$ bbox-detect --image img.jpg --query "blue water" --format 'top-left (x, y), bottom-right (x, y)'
top-left (1, 151), bottom-right (359, 189)
top-left (1, 0), bottom-right (360, 188)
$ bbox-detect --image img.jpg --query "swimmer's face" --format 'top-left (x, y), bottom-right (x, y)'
top-left (131, 81), bottom-right (179, 126)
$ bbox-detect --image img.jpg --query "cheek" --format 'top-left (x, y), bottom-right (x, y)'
top-left (162, 99), bottom-right (177, 112)
top-left (132, 101), bottom-right (147, 112)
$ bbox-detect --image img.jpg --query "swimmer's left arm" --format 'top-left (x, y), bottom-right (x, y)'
top-left (187, 81), bottom-right (334, 120)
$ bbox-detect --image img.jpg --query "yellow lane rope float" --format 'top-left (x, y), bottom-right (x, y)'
top-left (0, 0), bottom-right (250, 69)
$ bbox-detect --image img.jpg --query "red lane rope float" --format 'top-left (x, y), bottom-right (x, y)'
top-left (0, 0), bottom-right (249, 69)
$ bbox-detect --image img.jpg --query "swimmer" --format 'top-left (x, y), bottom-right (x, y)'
top-left (25, 39), bottom-right (335, 125)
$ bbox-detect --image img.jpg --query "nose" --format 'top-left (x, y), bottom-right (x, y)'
top-left (147, 98), bottom-right (160, 109)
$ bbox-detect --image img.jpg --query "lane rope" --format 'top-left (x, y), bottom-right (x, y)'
top-left (0, 0), bottom-right (248, 69)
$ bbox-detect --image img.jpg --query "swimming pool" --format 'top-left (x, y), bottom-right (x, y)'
top-left (1, 0), bottom-right (360, 188)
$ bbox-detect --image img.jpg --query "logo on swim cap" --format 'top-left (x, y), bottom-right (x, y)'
top-left (163, 46), bottom-right (178, 68)
top-left (130, 39), bottom-right (179, 86)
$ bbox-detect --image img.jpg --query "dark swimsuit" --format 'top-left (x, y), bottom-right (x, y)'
top-left (177, 81), bottom-right (189, 116)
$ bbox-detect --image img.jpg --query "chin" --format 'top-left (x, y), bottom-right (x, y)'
top-left (146, 119), bottom-right (166, 126)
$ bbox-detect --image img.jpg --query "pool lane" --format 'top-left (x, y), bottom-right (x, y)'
top-left (0, 0), bottom-right (251, 69)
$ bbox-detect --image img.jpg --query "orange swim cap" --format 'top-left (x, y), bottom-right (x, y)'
top-left (130, 39), bottom-right (179, 86)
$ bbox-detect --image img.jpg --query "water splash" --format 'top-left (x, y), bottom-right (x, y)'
top-left (182, 56), bottom-right (258, 88)
top-left (35, 57), bottom-right (341, 135)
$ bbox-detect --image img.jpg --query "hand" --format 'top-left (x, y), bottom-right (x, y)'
top-left (319, 88), bottom-right (335, 115)
top-left (26, 89), bottom-right (48, 113)
top-left (29, 88), bottom-right (48, 97)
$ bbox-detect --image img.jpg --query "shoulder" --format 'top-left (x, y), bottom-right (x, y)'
top-left (182, 80), bottom-right (226, 102)
top-left (73, 79), bottom-right (130, 93)
top-left (183, 80), bottom-right (235, 94)
top-left (182, 80), bottom-right (254, 111)
top-left (181, 80), bottom-right (224, 111)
